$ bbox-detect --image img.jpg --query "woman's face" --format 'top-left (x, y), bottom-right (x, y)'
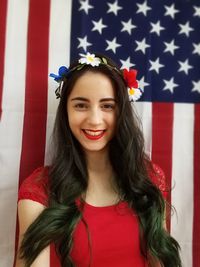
top-left (67, 71), bottom-right (117, 154)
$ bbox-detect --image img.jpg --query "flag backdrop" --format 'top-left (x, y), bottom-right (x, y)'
top-left (0, 0), bottom-right (200, 266)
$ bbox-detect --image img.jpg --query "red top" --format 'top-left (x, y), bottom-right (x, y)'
top-left (18, 164), bottom-right (167, 267)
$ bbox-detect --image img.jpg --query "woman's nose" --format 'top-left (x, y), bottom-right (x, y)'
top-left (87, 108), bottom-right (102, 125)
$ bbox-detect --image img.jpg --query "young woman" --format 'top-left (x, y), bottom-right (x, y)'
top-left (15, 53), bottom-right (182, 267)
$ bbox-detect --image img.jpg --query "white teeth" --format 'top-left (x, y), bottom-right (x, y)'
top-left (84, 130), bottom-right (104, 136)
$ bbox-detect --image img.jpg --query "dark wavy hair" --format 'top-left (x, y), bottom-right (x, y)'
top-left (19, 53), bottom-right (182, 267)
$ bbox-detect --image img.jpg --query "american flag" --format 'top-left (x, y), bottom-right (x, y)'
top-left (0, 1), bottom-right (199, 266)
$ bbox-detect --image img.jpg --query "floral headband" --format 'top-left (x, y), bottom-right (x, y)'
top-left (50, 52), bottom-right (143, 101)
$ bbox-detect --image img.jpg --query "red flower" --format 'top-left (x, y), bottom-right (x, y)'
top-left (123, 68), bottom-right (138, 88)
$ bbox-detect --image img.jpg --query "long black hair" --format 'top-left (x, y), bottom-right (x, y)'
top-left (19, 53), bottom-right (182, 267)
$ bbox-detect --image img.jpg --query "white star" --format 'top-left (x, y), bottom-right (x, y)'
top-left (92, 18), bottom-right (107, 34)
top-left (105, 37), bottom-right (121, 53)
top-left (77, 36), bottom-right (92, 51)
top-left (136, 0), bottom-right (151, 16)
top-left (120, 57), bottom-right (135, 69)
top-left (164, 4), bottom-right (179, 19)
top-left (138, 76), bottom-right (149, 90)
top-left (121, 19), bottom-right (137, 35)
top-left (179, 21), bottom-right (194, 37)
top-left (149, 58), bottom-right (164, 74)
top-left (164, 40), bottom-right (179, 55)
top-left (107, 0), bottom-right (122, 16)
top-left (163, 77), bottom-right (178, 93)
top-left (192, 80), bottom-right (200, 93)
top-left (194, 6), bottom-right (200, 17)
top-left (192, 42), bottom-right (200, 56)
top-left (135, 38), bottom-right (150, 54)
top-left (178, 59), bottom-right (193, 75)
top-left (79, 0), bottom-right (93, 14)
top-left (150, 21), bottom-right (165, 36)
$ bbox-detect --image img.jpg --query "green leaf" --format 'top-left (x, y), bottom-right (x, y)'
top-left (102, 57), bottom-right (107, 64)
top-left (77, 65), bottom-right (84, 70)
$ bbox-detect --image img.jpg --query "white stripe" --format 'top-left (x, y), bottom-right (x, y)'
top-left (171, 103), bottom-right (194, 267)
top-left (45, 0), bottom-right (72, 165)
top-left (0, 1), bottom-right (29, 266)
top-left (134, 102), bottom-right (152, 158)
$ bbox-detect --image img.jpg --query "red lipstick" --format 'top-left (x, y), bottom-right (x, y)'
top-left (82, 130), bottom-right (105, 140)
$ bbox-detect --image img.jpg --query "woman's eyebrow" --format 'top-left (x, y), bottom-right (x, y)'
top-left (99, 98), bottom-right (116, 102)
top-left (70, 97), bottom-right (116, 102)
top-left (71, 97), bottom-right (89, 102)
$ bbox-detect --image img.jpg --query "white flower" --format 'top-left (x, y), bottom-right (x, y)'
top-left (79, 52), bottom-right (101, 66)
top-left (128, 87), bottom-right (142, 101)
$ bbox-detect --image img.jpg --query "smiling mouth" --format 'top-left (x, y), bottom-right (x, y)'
top-left (82, 129), bottom-right (105, 140)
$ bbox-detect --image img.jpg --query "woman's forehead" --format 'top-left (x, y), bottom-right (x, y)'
top-left (69, 71), bottom-right (116, 99)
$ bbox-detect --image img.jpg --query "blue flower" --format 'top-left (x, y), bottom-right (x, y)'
top-left (49, 66), bottom-right (69, 82)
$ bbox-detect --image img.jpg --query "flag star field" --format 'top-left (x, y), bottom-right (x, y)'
top-left (71, 0), bottom-right (200, 103)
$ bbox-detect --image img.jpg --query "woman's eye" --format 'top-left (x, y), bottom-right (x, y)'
top-left (74, 103), bottom-right (88, 110)
top-left (102, 104), bottom-right (115, 110)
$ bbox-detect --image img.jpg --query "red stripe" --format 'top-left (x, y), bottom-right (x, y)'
top-left (193, 104), bottom-right (200, 267)
top-left (19, 0), bottom-right (50, 183)
top-left (151, 102), bottom-right (174, 231)
top-left (0, 0), bottom-right (8, 119)
top-left (13, 2), bottom-right (50, 265)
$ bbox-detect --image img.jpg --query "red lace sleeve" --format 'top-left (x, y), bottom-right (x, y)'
top-left (148, 163), bottom-right (168, 199)
top-left (18, 166), bottom-right (50, 206)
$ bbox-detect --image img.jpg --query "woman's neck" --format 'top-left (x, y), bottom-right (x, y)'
top-left (86, 149), bottom-right (111, 173)
top-left (84, 150), bottom-right (120, 206)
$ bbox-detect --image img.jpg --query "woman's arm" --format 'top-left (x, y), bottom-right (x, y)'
top-left (15, 200), bottom-right (50, 267)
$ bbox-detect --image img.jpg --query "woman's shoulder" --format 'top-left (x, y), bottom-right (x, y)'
top-left (18, 166), bottom-right (50, 206)
top-left (147, 162), bottom-right (168, 199)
